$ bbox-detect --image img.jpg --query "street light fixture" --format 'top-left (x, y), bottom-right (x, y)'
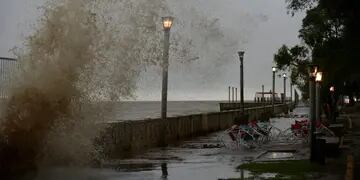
top-left (272, 67), bottom-right (277, 114)
top-left (330, 86), bottom-right (335, 92)
top-left (238, 51), bottom-right (245, 59)
top-left (315, 72), bottom-right (323, 82)
top-left (162, 17), bottom-right (174, 31)
top-left (238, 51), bottom-right (245, 113)
top-left (310, 65), bottom-right (319, 78)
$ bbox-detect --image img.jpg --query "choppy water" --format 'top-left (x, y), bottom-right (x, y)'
top-left (107, 101), bottom-right (223, 121)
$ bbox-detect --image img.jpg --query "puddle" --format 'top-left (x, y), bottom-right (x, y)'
top-left (229, 170), bottom-right (278, 180)
top-left (260, 152), bottom-right (294, 160)
top-left (258, 172), bottom-right (278, 178)
top-left (114, 163), bottom-right (157, 172)
top-left (181, 143), bottom-right (223, 149)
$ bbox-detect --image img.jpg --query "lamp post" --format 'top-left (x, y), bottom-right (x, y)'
top-left (238, 51), bottom-right (245, 113)
top-left (290, 82), bottom-right (293, 103)
top-left (232, 87), bottom-right (235, 102)
top-left (262, 85), bottom-right (265, 102)
top-left (309, 65), bottom-right (318, 162)
top-left (228, 86), bottom-right (231, 103)
top-left (283, 73), bottom-right (287, 103)
top-left (161, 17), bottom-right (173, 121)
top-left (262, 85), bottom-right (265, 109)
top-left (160, 17), bottom-right (173, 146)
top-left (329, 85), bottom-right (335, 123)
top-left (235, 88), bottom-right (238, 102)
top-left (315, 72), bottom-right (323, 122)
top-left (272, 67), bottom-right (276, 114)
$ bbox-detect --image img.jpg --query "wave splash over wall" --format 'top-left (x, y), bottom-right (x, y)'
top-left (0, 0), bottom-right (253, 178)
top-left (0, 0), bottom-right (172, 178)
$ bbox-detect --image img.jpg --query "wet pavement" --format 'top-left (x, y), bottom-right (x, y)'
top-left (341, 106), bottom-right (360, 180)
top-left (32, 105), bottom-right (360, 180)
top-left (37, 132), bottom-right (259, 180)
top-left (103, 110), bottom-right (310, 180)
top-left (35, 107), bottom-right (311, 180)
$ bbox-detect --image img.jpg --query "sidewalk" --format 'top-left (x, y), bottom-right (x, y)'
top-left (318, 104), bottom-right (360, 180)
top-left (341, 105), bottom-right (360, 180)
top-left (234, 105), bottom-right (360, 180)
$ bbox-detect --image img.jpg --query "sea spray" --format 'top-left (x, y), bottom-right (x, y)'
top-left (0, 0), bottom-right (251, 178)
top-left (0, 0), bottom-right (171, 177)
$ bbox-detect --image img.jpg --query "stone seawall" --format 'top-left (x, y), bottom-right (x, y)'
top-left (101, 104), bottom-right (290, 155)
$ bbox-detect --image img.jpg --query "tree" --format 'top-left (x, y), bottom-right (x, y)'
top-left (274, 45), bottom-right (310, 99)
top-left (274, 0), bottom-right (360, 100)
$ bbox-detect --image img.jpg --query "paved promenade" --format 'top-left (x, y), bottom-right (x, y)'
top-left (342, 105), bottom-right (360, 180)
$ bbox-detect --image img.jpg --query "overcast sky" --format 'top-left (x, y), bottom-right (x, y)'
top-left (0, 0), bottom-right (305, 101)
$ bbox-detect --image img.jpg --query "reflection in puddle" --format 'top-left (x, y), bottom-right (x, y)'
top-left (258, 172), bottom-right (278, 178)
top-left (161, 163), bottom-right (168, 179)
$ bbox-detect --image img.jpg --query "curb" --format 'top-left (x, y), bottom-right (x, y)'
top-left (345, 154), bottom-right (354, 180)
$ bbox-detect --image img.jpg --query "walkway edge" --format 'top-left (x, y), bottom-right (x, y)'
top-left (345, 154), bottom-right (354, 180)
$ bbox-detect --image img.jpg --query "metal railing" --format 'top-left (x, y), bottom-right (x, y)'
top-left (0, 57), bottom-right (18, 99)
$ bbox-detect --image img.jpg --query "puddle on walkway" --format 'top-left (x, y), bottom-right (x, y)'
top-left (262, 152), bottom-right (294, 160)
top-left (227, 170), bottom-right (278, 180)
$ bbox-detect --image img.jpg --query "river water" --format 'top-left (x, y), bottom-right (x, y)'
top-left (96, 100), bottom-right (274, 121)
top-left (106, 101), bottom-right (223, 121)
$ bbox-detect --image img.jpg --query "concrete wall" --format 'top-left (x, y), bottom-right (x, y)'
top-left (101, 104), bottom-right (290, 156)
top-left (219, 102), bottom-right (284, 111)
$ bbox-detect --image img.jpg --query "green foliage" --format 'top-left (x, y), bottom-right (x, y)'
top-left (299, 7), bottom-right (343, 48)
top-left (286, 0), bottom-right (316, 15)
top-left (274, 45), bottom-right (310, 99)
